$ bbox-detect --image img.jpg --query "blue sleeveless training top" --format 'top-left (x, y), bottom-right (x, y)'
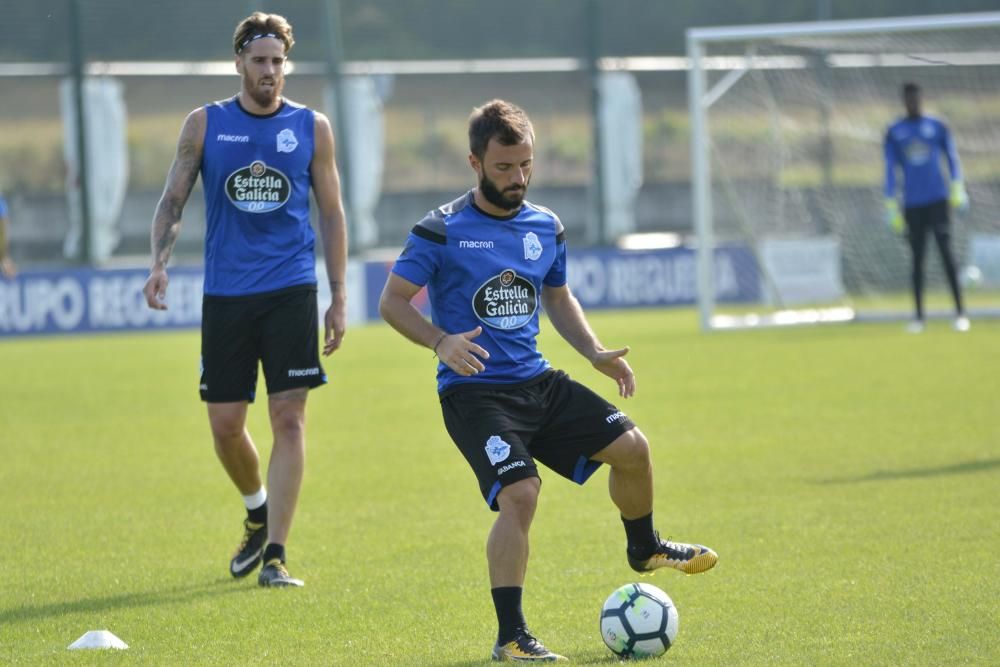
top-left (201, 97), bottom-right (316, 296)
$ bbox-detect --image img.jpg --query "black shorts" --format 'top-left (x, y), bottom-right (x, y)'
top-left (904, 199), bottom-right (950, 234)
top-left (200, 285), bottom-right (326, 403)
top-left (440, 369), bottom-right (635, 511)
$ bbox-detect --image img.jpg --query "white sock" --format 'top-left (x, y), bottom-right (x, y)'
top-left (242, 487), bottom-right (267, 510)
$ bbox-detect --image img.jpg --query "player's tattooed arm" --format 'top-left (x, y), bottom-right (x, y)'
top-left (151, 108), bottom-right (205, 270)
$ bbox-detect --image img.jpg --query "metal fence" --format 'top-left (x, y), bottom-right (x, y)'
top-left (1, 0), bottom-right (696, 268)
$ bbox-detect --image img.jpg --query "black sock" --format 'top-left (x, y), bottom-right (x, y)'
top-left (247, 502), bottom-right (267, 525)
top-left (262, 543), bottom-right (285, 564)
top-left (492, 587), bottom-right (527, 645)
top-left (622, 512), bottom-right (657, 557)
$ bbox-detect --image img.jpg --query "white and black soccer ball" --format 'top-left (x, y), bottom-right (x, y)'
top-left (600, 582), bottom-right (679, 658)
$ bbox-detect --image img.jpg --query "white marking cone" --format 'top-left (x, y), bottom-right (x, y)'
top-left (67, 630), bottom-right (128, 650)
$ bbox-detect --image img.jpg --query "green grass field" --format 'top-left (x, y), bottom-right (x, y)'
top-left (2, 308), bottom-right (998, 665)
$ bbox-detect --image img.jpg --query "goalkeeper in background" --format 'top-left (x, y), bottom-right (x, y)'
top-left (883, 81), bottom-right (969, 333)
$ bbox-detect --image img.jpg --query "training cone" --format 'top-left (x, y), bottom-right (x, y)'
top-left (67, 630), bottom-right (128, 650)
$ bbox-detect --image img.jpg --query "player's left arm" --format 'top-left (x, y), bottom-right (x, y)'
top-left (311, 111), bottom-right (349, 356)
top-left (941, 121), bottom-right (969, 211)
top-left (541, 283), bottom-right (635, 398)
top-left (941, 121), bottom-right (963, 183)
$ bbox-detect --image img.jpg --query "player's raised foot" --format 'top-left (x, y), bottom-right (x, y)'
top-left (953, 316), bottom-right (970, 332)
top-left (229, 519), bottom-right (267, 578)
top-left (628, 532), bottom-right (718, 575)
top-left (257, 558), bottom-right (304, 588)
top-left (491, 630), bottom-right (567, 662)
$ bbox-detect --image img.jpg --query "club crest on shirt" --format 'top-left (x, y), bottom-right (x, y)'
top-left (904, 141), bottom-right (931, 166)
top-left (523, 232), bottom-right (543, 261)
top-left (276, 128), bottom-right (298, 153)
top-left (472, 269), bottom-right (537, 330)
top-left (484, 435), bottom-right (511, 465)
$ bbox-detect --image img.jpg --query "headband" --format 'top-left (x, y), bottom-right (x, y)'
top-left (238, 32), bottom-right (279, 53)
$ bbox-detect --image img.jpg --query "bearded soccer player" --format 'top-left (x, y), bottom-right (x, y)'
top-left (884, 81), bottom-right (970, 333)
top-left (379, 99), bottom-right (718, 661)
top-left (142, 12), bottom-right (348, 587)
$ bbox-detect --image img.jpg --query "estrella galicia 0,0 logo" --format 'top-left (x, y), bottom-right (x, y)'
top-left (472, 269), bottom-right (537, 330)
top-left (225, 160), bottom-right (290, 213)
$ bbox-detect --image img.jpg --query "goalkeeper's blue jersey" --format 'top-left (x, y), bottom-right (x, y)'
top-left (201, 96), bottom-right (317, 296)
top-left (883, 114), bottom-right (961, 208)
top-left (390, 190), bottom-right (568, 393)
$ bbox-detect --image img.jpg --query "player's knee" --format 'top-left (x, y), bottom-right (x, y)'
top-left (269, 408), bottom-right (305, 440)
top-left (497, 477), bottom-right (540, 517)
top-left (609, 428), bottom-right (652, 473)
top-left (268, 396), bottom-right (307, 438)
top-left (209, 414), bottom-right (245, 443)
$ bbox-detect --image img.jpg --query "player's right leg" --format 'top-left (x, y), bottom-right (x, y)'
top-left (208, 402), bottom-right (268, 578)
top-left (488, 479), bottom-right (565, 661)
top-left (439, 385), bottom-right (562, 660)
top-left (201, 295), bottom-right (267, 578)
top-left (904, 205), bottom-right (930, 327)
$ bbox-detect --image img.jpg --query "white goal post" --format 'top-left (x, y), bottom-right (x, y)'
top-left (687, 12), bottom-right (1000, 330)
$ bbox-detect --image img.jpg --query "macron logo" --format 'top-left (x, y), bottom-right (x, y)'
top-left (459, 240), bottom-right (495, 249)
top-left (605, 411), bottom-right (626, 424)
top-left (288, 367), bottom-right (321, 377)
top-left (217, 133), bottom-right (250, 143)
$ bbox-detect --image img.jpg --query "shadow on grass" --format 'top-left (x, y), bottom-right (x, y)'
top-left (0, 578), bottom-right (254, 625)
top-left (437, 651), bottom-right (619, 666)
top-left (814, 457), bottom-right (1000, 484)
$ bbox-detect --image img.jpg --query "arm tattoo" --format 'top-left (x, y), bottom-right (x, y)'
top-left (151, 123), bottom-right (202, 268)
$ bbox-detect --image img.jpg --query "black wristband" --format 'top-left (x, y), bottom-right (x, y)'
top-left (432, 333), bottom-right (446, 357)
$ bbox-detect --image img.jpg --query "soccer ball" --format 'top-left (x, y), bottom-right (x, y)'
top-left (962, 265), bottom-right (983, 289)
top-left (600, 582), bottom-right (679, 658)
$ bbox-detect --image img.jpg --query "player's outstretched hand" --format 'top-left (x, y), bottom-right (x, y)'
top-left (592, 346), bottom-right (636, 398)
top-left (437, 326), bottom-right (490, 377)
top-left (143, 268), bottom-right (169, 310)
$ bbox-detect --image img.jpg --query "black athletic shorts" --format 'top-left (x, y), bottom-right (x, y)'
top-left (200, 284), bottom-right (326, 403)
top-left (440, 369), bottom-right (635, 511)
top-left (904, 199), bottom-right (950, 234)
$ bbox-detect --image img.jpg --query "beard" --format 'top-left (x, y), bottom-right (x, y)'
top-left (479, 172), bottom-right (528, 212)
top-left (245, 76), bottom-right (283, 108)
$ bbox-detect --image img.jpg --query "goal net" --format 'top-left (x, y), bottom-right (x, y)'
top-left (686, 12), bottom-right (1000, 330)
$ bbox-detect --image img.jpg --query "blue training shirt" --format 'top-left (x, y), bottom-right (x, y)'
top-left (883, 114), bottom-right (961, 208)
top-left (201, 96), bottom-right (317, 296)
top-left (391, 190), bottom-right (568, 393)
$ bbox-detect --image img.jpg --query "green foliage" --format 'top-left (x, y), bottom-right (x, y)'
top-left (2, 308), bottom-right (998, 664)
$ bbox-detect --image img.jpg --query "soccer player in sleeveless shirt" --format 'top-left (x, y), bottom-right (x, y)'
top-left (142, 13), bottom-right (348, 588)
top-left (380, 100), bottom-right (718, 661)
top-left (884, 82), bottom-right (970, 333)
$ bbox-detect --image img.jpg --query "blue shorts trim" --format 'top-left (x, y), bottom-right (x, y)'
top-left (486, 481), bottom-right (502, 509)
top-left (572, 456), bottom-right (603, 484)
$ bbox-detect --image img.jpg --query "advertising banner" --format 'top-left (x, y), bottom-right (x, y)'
top-left (0, 266), bottom-right (203, 336)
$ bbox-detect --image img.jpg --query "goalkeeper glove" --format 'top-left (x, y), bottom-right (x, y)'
top-left (884, 198), bottom-right (904, 234)
top-left (950, 181), bottom-right (969, 213)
